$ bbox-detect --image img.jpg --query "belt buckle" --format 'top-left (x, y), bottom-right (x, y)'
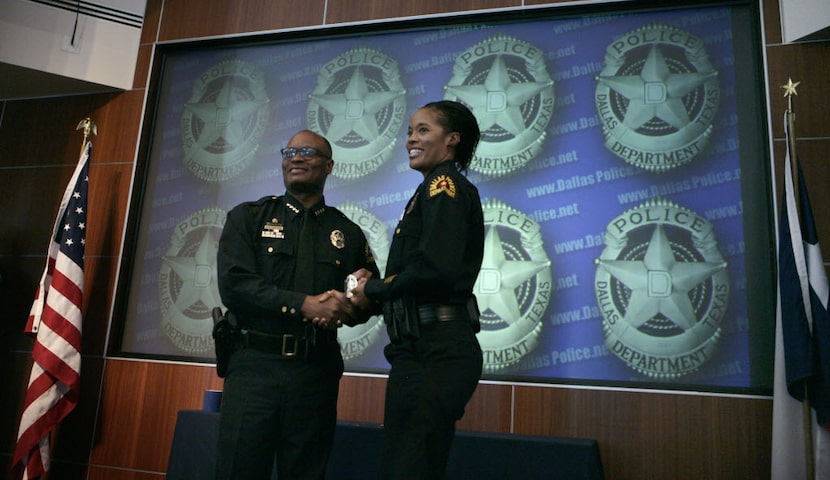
top-left (281, 334), bottom-right (298, 357)
top-left (435, 306), bottom-right (456, 322)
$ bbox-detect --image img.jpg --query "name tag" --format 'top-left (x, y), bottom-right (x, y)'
top-left (261, 221), bottom-right (284, 239)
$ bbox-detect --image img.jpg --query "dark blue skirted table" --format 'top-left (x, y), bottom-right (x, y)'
top-left (167, 409), bottom-right (604, 479)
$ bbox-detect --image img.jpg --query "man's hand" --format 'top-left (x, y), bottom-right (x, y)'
top-left (302, 290), bottom-right (354, 329)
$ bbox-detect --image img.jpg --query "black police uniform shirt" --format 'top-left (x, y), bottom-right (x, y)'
top-left (217, 193), bottom-right (378, 335)
top-left (364, 160), bottom-right (484, 306)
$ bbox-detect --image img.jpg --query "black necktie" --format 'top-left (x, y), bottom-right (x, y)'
top-left (293, 208), bottom-right (315, 293)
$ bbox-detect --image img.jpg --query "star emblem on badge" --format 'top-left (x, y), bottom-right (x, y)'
top-left (184, 79), bottom-right (269, 153)
top-left (162, 229), bottom-right (223, 313)
top-left (476, 224), bottom-right (551, 324)
top-left (310, 67), bottom-right (405, 143)
top-left (597, 44), bottom-right (716, 131)
top-left (447, 55), bottom-right (554, 136)
top-left (596, 223), bottom-right (726, 331)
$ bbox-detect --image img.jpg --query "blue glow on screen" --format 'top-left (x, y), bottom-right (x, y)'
top-left (120, 5), bottom-right (772, 392)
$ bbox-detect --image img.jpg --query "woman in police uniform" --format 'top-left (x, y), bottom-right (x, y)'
top-left (350, 100), bottom-right (484, 479)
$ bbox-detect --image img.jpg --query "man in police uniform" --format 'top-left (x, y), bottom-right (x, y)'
top-left (215, 130), bottom-right (379, 480)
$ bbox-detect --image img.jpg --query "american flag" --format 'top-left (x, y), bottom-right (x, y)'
top-left (12, 142), bottom-right (90, 480)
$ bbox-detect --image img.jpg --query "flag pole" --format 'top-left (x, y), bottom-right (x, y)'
top-left (783, 80), bottom-right (800, 213)
top-left (783, 77), bottom-right (815, 480)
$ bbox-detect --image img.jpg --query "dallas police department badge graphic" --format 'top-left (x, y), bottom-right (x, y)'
top-left (181, 59), bottom-right (270, 182)
top-left (594, 198), bottom-right (729, 379)
top-left (444, 34), bottom-right (555, 178)
top-left (336, 202), bottom-right (390, 360)
top-left (595, 24), bottom-right (719, 173)
top-left (307, 47), bottom-right (407, 180)
top-left (474, 199), bottom-right (552, 372)
top-left (159, 207), bottom-right (227, 353)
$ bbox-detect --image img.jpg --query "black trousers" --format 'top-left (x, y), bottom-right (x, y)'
top-left (215, 346), bottom-right (343, 480)
top-left (381, 320), bottom-right (483, 480)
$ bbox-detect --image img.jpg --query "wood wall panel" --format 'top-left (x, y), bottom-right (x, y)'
top-left (761, 0), bottom-right (782, 44)
top-left (133, 44), bottom-right (153, 91)
top-left (87, 91), bottom-right (145, 170)
top-left (0, 167), bottom-right (78, 256)
top-left (326, 0), bottom-right (522, 24)
top-left (157, 0), bottom-right (328, 41)
top-left (0, 257), bottom-right (119, 356)
top-left (36, 461), bottom-right (96, 480)
top-left (0, 257), bottom-right (54, 351)
top-left (140, 0), bottom-right (163, 44)
top-left (511, 386), bottom-right (772, 480)
top-left (456, 383), bottom-right (513, 433)
top-left (0, 95), bottom-right (122, 167)
top-left (0, 91), bottom-right (138, 253)
top-left (337, 374), bottom-right (387, 423)
top-left (50, 357), bottom-right (105, 465)
top-left (0, 352), bottom-right (35, 456)
top-left (82, 258), bottom-right (119, 355)
top-left (87, 466), bottom-right (164, 480)
top-left (90, 359), bottom-right (223, 473)
top-left (87, 163), bottom-right (134, 259)
top-left (766, 42), bottom-right (830, 139)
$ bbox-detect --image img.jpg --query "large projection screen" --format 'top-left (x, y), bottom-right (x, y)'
top-left (115, 0), bottom-right (775, 395)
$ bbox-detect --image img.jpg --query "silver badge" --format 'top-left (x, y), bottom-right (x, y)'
top-left (595, 24), bottom-right (719, 172)
top-left (474, 199), bottom-right (552, 372)
top-left (444, 34), bottom-right (555, 178)
top-left (344, 274), bottom-right (358, 299)
top-left (307, 47), bottom-right (406, 179)
top-left (181, 59), bottom-right (270, 182)
top-left (594, 198), bottom-right (729, 379)
top-left (159, 207), bottom-right (227, 353)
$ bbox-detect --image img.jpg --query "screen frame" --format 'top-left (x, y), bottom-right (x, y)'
top-left (110, 0), bottom-right (775, 396)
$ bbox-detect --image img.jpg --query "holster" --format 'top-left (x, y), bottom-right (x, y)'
top-left (383, 297), bottom-right (420, 344)
top-left (211, 307), bottom-right (240, 378)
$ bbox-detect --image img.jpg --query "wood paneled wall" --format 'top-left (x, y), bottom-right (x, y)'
top-left (1, 0), bottom-right (827, 479)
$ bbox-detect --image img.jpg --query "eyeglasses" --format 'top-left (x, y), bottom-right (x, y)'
top-left (280, 147), bottom-right (330, 159)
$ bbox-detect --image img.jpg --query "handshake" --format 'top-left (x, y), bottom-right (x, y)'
top-left (302, 268), bottom-right (375, 330)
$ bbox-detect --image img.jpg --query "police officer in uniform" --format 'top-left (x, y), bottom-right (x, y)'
top-left (215, 129), bottom-right (379, 480)
top-left (349, 101), bottom-right (484, 479)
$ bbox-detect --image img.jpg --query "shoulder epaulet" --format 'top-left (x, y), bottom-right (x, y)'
top-left (231, 195), bottom-right (282, 211)
top-left (326, 205), bottom-right (349, 219)
top-left (251, 195), bottom-right (282, 206)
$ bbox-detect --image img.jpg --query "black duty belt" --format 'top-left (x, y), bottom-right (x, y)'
top-left (240, 328), bottom-right (334, 358)
top-left (417, 304), bottom-right (467, 325)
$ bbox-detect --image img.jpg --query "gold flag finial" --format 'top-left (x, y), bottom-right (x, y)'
top-left (782, 77), bottom-right (800, 97)
top-left (782, 78), bottom-right (800, 112)
top-left (76, 117), bottom-right (97, 143)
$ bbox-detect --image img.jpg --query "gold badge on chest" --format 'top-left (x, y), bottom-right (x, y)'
top-left (330, 230), bottom-right (345, 249)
